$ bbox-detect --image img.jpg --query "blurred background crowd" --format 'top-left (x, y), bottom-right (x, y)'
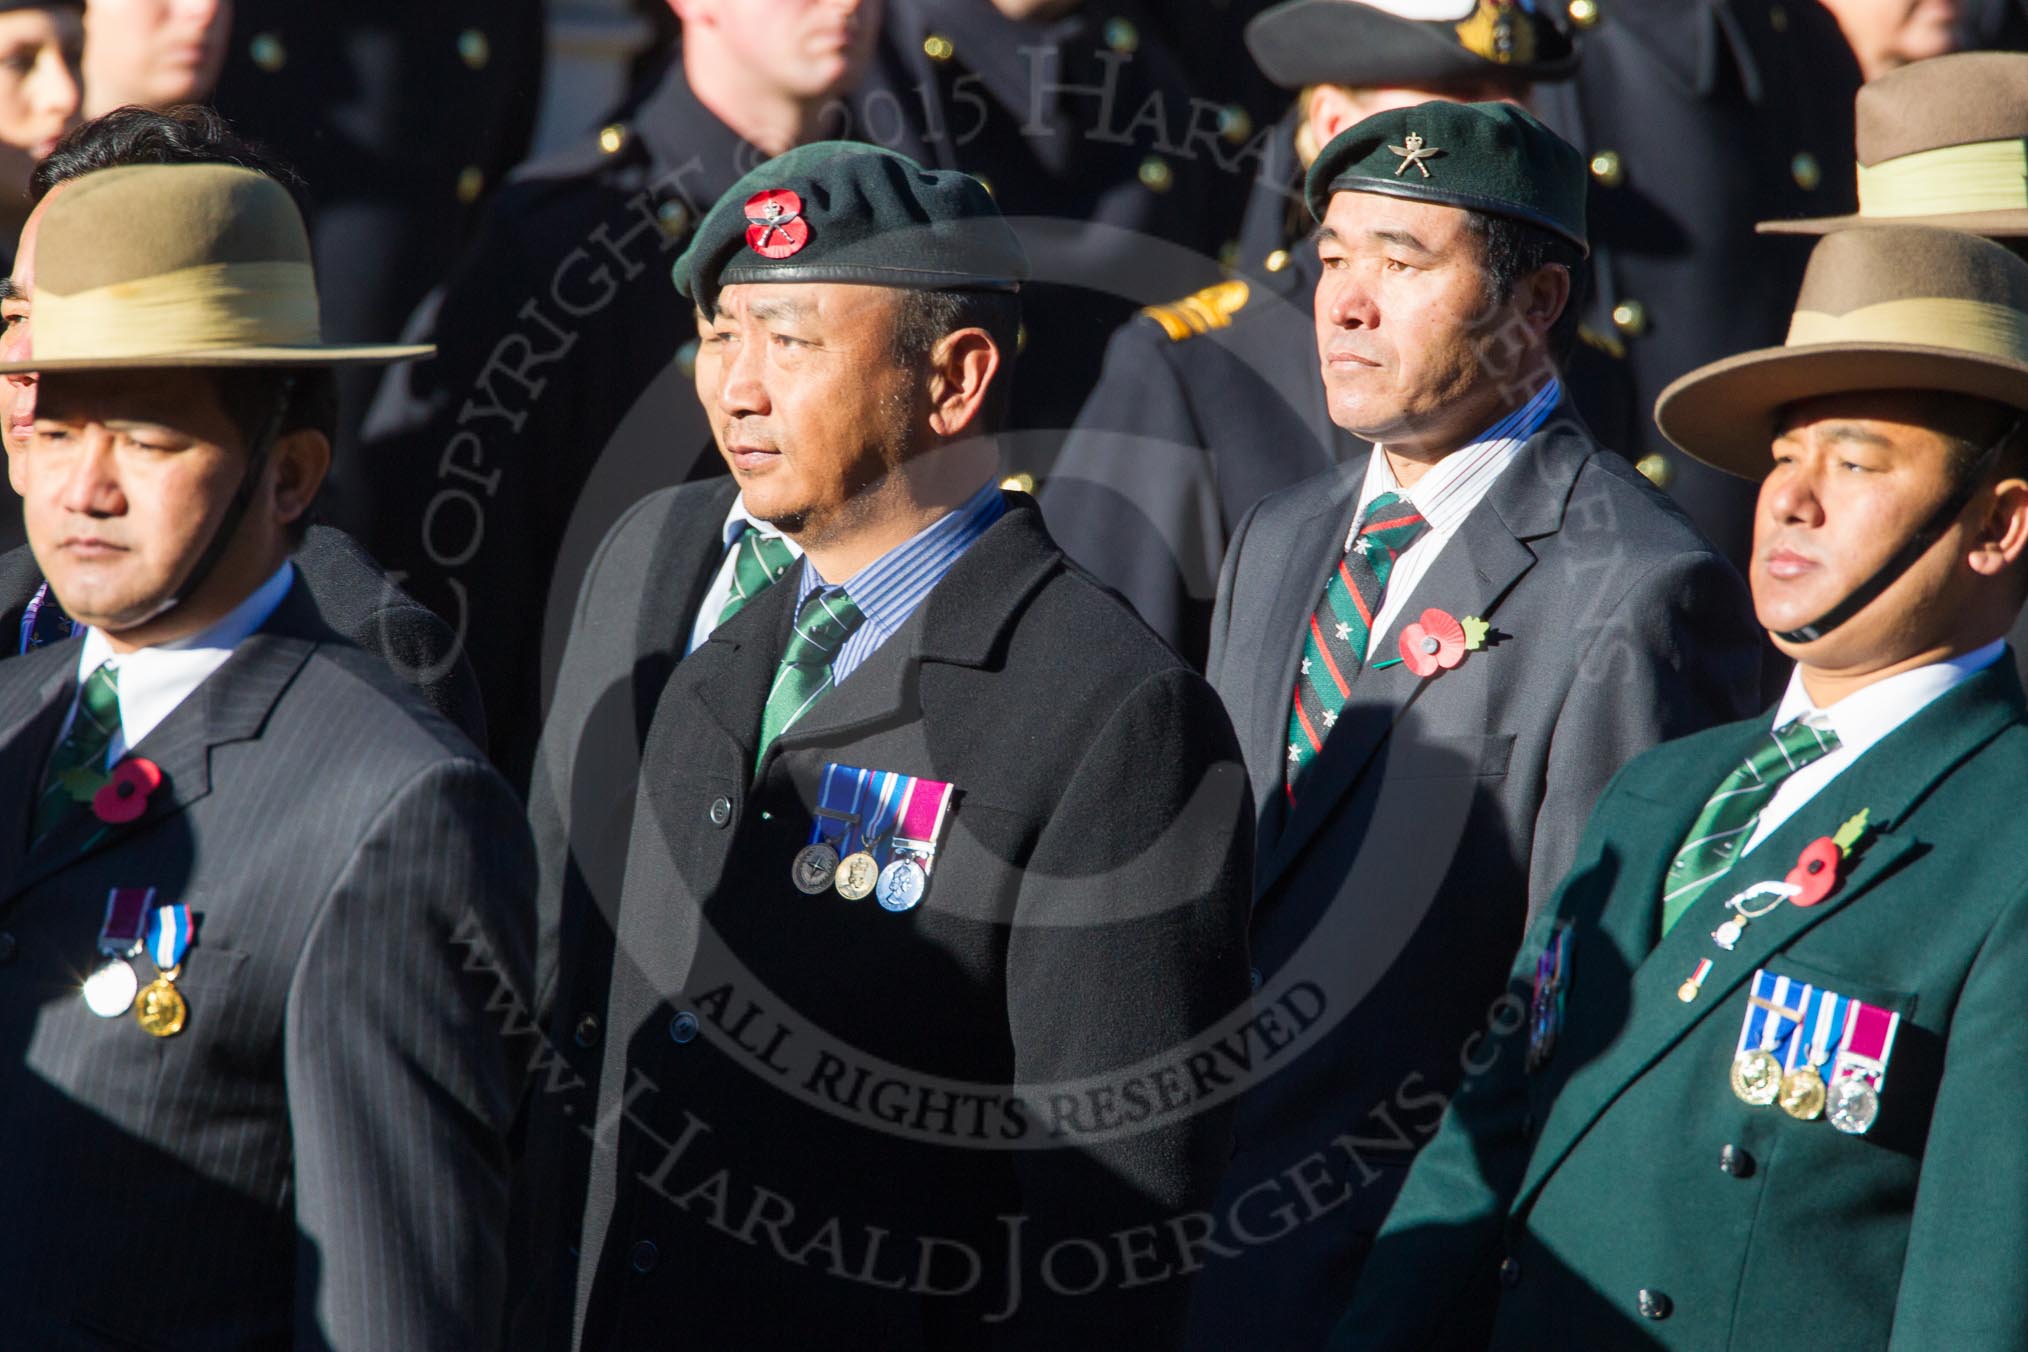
top-left (0, 0), bottom-right (2021, 789)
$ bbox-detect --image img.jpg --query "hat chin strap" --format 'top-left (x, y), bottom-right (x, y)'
top-left (121, 376), bottom-right (297, 630)
top-left (1775, 419), bottom-right (2015, 645)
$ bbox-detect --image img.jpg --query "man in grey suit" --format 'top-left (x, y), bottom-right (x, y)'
top-left (1185, 102), bottom-right (1764, 1349)
top-left (0, 162), bottom-right (534, 1348)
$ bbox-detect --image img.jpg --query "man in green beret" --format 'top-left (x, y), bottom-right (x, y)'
top-left (1186, 100), bottom-right (1761, 1349)
top-left (518, 142), bottom-right (1255, 1350)
top-left (1333, 223), bottom-right (2028, 1349)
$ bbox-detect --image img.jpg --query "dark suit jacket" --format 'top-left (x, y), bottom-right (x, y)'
top-left (1340, 661), bottom-right (2028, 1351)
top-left (1189, 415), bottom-right (1763, 1349)
top-left (530, 494), bottom-right (1255, 1350)
top-left (0, 580), bottom-right (535, 1350)
top-left (0, 524), bottom-right (488, 750)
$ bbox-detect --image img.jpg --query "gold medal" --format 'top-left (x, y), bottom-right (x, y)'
top-left (835, 852), bottom-right (879, 900)
top-left (134, 974), bottom-right (187, 1038)
top-left (1730, 1049), bottom-right (1782, 1106)
top-left (1778, 1064), bottom-right (1826, 1120)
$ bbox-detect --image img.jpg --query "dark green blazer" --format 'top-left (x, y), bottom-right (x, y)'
top-left (1333, 657), bottom-right (2028, 1351)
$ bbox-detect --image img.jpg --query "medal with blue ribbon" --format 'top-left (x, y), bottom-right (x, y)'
top-left (793, 763), bottom-right (869, 894)
top-left (838, 770), bottom-right (907, 900)
top-left (1732, 969), bottom-right (1805, 1106)
top-left (134, 902), bottom-right (194, 1038)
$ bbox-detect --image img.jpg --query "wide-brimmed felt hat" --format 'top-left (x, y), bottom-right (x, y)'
top-left (1245, 0), bottom-right (1575, 91)
top-left (1760, 53), bottom-right (2028, 238)
top-left (1656, 226), bottom-right (2028, 479)
top-left (1306, 98), bottom-right (1586, 250)
top-left (0, 162), bottom-right (433, 374)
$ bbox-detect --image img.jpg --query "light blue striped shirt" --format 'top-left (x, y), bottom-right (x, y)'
top-left (796, 481), bottom-right (1007, 685)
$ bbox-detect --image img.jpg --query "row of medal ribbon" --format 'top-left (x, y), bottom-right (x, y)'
top-left (1730, 968), bottom-right (1900, 1136)
top-left (790, 764), bottom-right (955, 913)
top-left (81, 885), bottom-right (195, 1037)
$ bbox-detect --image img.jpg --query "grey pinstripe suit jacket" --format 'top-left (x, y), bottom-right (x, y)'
top-left (0, 581), bottom-right (535, 1351)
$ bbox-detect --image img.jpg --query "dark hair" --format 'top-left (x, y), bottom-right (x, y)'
top-left (31, 104), bottom-right (303, 206)
top-left (888, 288), bottom-right (1022, 435)
top-left (1466, 211), bottom-right (1588, 367)
top-left (205, 367), bottom-right (338, 544)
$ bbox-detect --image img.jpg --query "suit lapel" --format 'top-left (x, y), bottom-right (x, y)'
top-left (0, 656), bottom-right (84, 898)
top-left (4, 589), bottom-right (322, 901)
top-left (1515, 667), bottom-right (2026, 1211)
top-left (1254, 421), bottom-right (1595, 891)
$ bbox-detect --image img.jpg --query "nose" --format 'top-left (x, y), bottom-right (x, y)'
top-left (1760, 458), bottom-right (1824, 531)
top-left (1320, 269), bottom-right (1378, 332)
top-left (57, 429), bottom-right (126, 518)
top-left (37, 54), bottom-right (80, 123)
top-left (714, 332), bottom-right (770, 420)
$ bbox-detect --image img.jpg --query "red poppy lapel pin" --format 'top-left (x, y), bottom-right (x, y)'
top-left (93, 757), bottom-right (163, 825)
top-left (1786, 809), bottom-right (1872, 908)
top-left (1370, 608), bottom-right (1492, 677)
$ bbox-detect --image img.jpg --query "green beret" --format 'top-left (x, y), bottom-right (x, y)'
top-left (674, 141), bottom-right (1028, 317)
top-left (1305, 100), bottom-right (1587, 253)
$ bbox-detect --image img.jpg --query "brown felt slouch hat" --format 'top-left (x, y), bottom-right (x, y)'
top-left (1656, 226), bottom-right (2028, 479)
top-left (0, 162), bottom-right (434, 373)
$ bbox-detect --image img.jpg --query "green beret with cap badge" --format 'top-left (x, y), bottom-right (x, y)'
top-left (1305, 100), bottom-right (1588, 253)
top-left (674, 141), bottom-right (1028, 318)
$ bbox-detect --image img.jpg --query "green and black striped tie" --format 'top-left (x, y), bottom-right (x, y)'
top-left (33, 660), bottom-right (121, 842)
top-left (755, 588), bottom-right (865, 770)
top-left (1659, 719), bottom-right (1841, 934)
top-left (717, 525), bottom-right (798, 627)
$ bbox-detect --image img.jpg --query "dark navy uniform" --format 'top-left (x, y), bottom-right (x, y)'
top-left (345, 62), bottom-right (749, 791)
top-left (854, 0), bottom-right (1237, 444)
top-left (1532, 0), bottom-right (1861, 567)
top-left (1039, 244), bottom-right (1358, 666)
top-left (211, 1), bottom-right (546, 456)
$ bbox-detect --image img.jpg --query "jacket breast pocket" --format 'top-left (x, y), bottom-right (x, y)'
top-left (1376, 731), bottom-right (1516, 783)
top-left (1763, 953), bottom-right (1918, 1018)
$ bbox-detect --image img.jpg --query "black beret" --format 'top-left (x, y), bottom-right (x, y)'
top-left (1305, 99), bottom-right (1587, 251)
top-left (674, 141), bottom-right (1028, 317)
top-left (1245, 0), bottom-right (1574, 91)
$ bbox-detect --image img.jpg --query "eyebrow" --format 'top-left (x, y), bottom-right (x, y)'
top-left (747, 296), bottom-right (809, 324)
top-left (0, 278), bottom-right (21, 302)
top-left (1810, 422), bottom-right (1895, 449)
top-left (1314, 224), bottom-right (1437, 256)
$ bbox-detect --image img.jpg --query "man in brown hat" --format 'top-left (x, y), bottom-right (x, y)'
top-left (1758, 48), bottom-right (2028, 690)
top-left (1331, 223), bottom-right (2028, 1350)
top-left (0, 161), bottom-right (535, 1350)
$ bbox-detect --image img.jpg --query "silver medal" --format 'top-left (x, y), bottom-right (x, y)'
top-left (791, 843), bottom-right (840, 895)
top-left (875, 858), bottom-right (927, 912)
top-left (1827, 1077), bottom-right (1880, 1135)
top-left (82, 958), bottom-right (140, 1018)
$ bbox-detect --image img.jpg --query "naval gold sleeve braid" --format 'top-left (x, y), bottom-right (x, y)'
top-left (1887, 878), bottom-right (2028, 1350)
top-left (1001, 667), bottom-right (1254, 1349)
top-left (283, 756), bottom-right (537, 1351)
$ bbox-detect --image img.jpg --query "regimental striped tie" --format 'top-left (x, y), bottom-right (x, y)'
top-left (33, 660), bottom-right (121, 843)
top-left (1659, 719), bottom-right (1842, 934)
top-left (1285, 491), bottom-right (1429, 797)
top-left (756, 587), bottom-right (866, 771)
top-left (717, 526), bottom-right (799, 627)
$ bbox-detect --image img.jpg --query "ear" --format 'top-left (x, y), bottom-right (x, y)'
top-left (1305, 85), bottom-right (1364, 156)
top-left (925, 328), bottom-right (1000, 440)
top-left (266, 427), bottom-right (330, 529)
top-left (1516, 261), bottom-right (1572, 343)
top-left (1967, 474), bottom-right (2028, 578)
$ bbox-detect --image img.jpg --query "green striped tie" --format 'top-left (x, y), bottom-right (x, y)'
top-left (756, 588), bottom-right (865, 770)
top-left (1659, 719), bottom-right (1841, 934)
top-left (717, 526), bottom-right (799, 627)
top-left (33, 660), bottom-right (122, 842)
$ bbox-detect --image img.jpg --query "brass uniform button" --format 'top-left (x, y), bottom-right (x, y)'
top-left (1105, 17), bottom-right (1140, 54)
top-left (1138, 156), bottom-right (1174, 193)
top-left (1770, 3), bottom-right (1789, 31)
top-left (249, 32), bottom-right (286, 73)
top-left (1567, 0), bottom-right (1601, 28)
top-left (1264, 249), bottom-right (1291, 273)
top-left (1001, 473), bottom-right (1036, 494)
top-left (924, 33), bottom-right (955, 62)
top-left (1219, 105), bottom-right (1253, 145)
top-left (656, 199), bottom-right (692, 238)
top-left (1791, 151), bottom-right (1822, 192)
top-left (1635, 453), bottom-right (1672, 488)
top-left (1589, 150), bottom-right (1624, 188)
top-left (457, 28), bottom-right (490, 70)
top-left (1015, 322), bottom-right (1028, 354)
top-left (1612, 299), bottom-right (1648, 337)
top-left (455, 166), bottom-right (485, 204)
top-left (598, 124), bottom-right (627, 155)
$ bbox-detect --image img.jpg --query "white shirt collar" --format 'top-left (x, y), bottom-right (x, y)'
top-left (76, 561), bottom-right (297, 756)
top-left (1354, 378), bottom-right (1560, 544)
top-left (1771, 639), bottom-right (2008, 759)
top-left (717, 493), bottom-right (800, 554)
